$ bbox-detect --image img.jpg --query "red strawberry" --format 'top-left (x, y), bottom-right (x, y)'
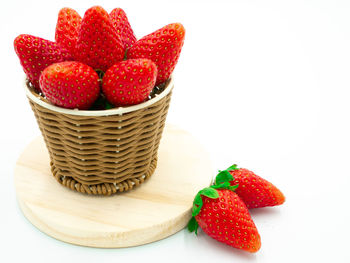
top-left (224, 165), bottom-right (285, 209)
top-left (39, 61), bottom-right (100, 110)
top-left (127, 23), bottom-right (185, 85)
top-left (109, 8), bottom-right (136, 49)
top-left (75, 6), bottom-right (125, 71)
top-left (188, 184), bottom-right (261, 253)
top-left (55, 7), bottom-right (82, 56)
top-left (14, 34), bottom-right (73, 91)
top-left (102, 58), bottom-right (157, 106)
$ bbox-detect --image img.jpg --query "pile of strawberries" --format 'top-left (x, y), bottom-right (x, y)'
top-left (14, 6), bottom-right (185, 110)
top-left (188, 164), bottom-right (285, 253)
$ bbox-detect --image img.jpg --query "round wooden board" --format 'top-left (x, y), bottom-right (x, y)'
top-left (14, 125), bottom-right (213, 248)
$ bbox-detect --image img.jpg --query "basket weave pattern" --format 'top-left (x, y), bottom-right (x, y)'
top-left (27, 81), bottom-right (172, 195)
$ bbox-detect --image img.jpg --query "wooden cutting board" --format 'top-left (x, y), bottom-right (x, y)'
top-left (14, 125), bottom-right (213, 248)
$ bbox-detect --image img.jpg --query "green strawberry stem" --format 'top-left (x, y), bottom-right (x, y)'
top-left (187, 165), bottom-right (239, 234)
top-left (95, 69), bottom-right (105, 80)
top-left (226, 164), bottom-right (239, 171)
top-left (89, 93), bottom-right (113, 110)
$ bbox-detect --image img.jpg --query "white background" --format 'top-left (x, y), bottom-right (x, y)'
top-left (1, 0), bottom-right (350, 262)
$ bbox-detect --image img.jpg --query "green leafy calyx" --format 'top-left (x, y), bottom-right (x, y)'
top-left (187, 216), bottom-right (199, 234)
top-left (226, 164), bottom-right (239, 171)
top-left (192, 187), bottom-right (218, 217)
top-left (215, 170), bottom-right (233, 185)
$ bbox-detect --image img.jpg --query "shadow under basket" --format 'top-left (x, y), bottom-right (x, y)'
top-left (25, 78), bottom-right (173, 196)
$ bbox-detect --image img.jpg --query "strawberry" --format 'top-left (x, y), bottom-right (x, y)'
top-left (127, 23), bottom-right (185, 85)
top-left (188, 174), bottom-right (261, 253)
top-left (102, 58), bottom-right (157, 106)
top-left (55, 7), bottom-right (82, 56)
top-left (75, 6), bottom-right (125, 71)
top-left (14, 34), bottom-right (73, 91)
top-left (39, 61), bottom-right (100, 110)
top-left (109, 8), bottom-right (136, 49)
top-left (225, 165), bottom-right (285, 209)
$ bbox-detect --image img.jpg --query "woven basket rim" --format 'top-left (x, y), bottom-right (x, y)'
top-left (25, 77), bottom-right (174, 116)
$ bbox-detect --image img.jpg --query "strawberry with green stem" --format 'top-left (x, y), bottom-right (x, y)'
top-left (224, 164), bottom-right (285, 209)
top-left (188, 170), bottom-right (261, 253)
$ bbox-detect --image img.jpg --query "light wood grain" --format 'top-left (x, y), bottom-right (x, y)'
top-left (14, 125), bottom-right (213, 248)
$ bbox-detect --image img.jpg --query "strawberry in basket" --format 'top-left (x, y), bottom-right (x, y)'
top-left (110, 8), bottom-right (137, 49)
top-left (39, 61), bottom-right (100, 110)
top-left (55, 7), bottom-right (82, 56)
top-left (102, 58), bottom-right (157, 106)
top-left (127, 23), bottom-right (185, 85)
top-left (14, 34), bottom-right (73, 91)
top-left (74, 6), bottom-right (125, 72)
top-left (14, 6), bottom-right (186, 110)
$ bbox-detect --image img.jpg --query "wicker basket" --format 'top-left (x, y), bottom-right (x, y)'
top-left (25, 78), bottom-right (173, 196)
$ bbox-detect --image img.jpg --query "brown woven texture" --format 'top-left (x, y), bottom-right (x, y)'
top-left (26, 80), bottom-right (172, 196)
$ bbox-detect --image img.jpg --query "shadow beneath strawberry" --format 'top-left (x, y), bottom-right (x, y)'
top-left (249, 207), bottom-right (283, 217)
top-left (184, 229), bottom-right (259, 260)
